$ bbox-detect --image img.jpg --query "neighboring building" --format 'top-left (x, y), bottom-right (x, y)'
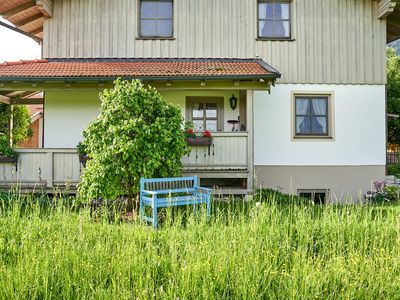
top-left (0, 0), bottom-right (399, 202)
top-left (18, 104), bottom-right (43, 148)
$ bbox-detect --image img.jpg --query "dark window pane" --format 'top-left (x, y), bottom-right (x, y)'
top-left (273, 20), bottom-right (288, 37)
top-left (158, 2), bottom-right (173, 18)
top-left (259, 21), bottom-right (274, 37)
top-left (157, 20), bottom-right (173, 37)
top-left (258, 3), bottom-right (273, 19)
top-left (141, 2), bottom-right (158, 19)
top-left (299, 192), bottom-right (313, 200)
top-left (311, 117), bottom-right (327, 134)
top-left (314, 192), bottom-right (326, 204)
top-left (311, 98), bottom-right (327, 115)
top-left (296, 98), bottom-right (310, 115)
top-left (275, 3), bottom-right (289, 20)
top-left (140, 20), bottom-right (157, 36)
top-left (296, 116), bottom-right (311, 134)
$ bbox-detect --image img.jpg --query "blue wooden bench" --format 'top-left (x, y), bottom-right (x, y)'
top-left (139, 176), bottom-right (212, 228)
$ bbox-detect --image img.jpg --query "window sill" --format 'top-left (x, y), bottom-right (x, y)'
top-left (293, 135), bottom-right (334, 141)
top-left (136, 37), bottom-right (176, 40)
top-left (256, 38), bottom-right (295, 42)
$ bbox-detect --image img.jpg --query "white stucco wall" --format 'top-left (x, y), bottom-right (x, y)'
top-left (43, 90), bottom-right (241, 148)
top-left (44, 91), bottom-right (101, 148)
top-left (254, 84), bottom-right (386, 166)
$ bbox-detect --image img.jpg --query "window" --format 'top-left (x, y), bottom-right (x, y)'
top-left (258, 0), bottom-right (291, 39)
top-left (298, 190), bottom-right (329, 204)
top-left (139, 0), bottom-right (173, 38)
top-left (186, 97), bottom-right (224, 131)
top-left (294, 95), bottom-right (330, 137)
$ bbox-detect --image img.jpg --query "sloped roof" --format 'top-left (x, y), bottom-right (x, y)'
top-left (0, 58), bottom-right (281, 81)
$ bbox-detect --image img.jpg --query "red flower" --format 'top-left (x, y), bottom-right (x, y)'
top-left (187, 128), bottom-right (194, 134)
top-left (202, 130), bottom-right (212, 138)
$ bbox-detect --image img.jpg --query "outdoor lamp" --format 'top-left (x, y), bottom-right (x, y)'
top-left (229, 94), bottom-right (238, 110)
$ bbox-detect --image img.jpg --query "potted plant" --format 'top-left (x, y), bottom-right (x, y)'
top-left (184, 123), bottom-right (213, 146)
top-left (77, 142), bottom-right (90, 167)
top-left (0, 134), bottom-right (17, 165)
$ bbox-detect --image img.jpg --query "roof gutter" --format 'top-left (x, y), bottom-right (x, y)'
top-left (0, 74), bottom-right (281, 82)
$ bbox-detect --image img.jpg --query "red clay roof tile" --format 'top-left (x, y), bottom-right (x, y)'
top-left (0, 59), bottom-right (280, 80)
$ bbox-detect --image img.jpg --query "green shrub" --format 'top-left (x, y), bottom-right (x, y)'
top-left (0, 135), bottom-right (16, 157)
top-left (382, 185), bottom-right (400, 202)
top-left (255, 188), bottom-right (312, 205)
top-left (387, 163), bottom-right (400, 177)
top-left (76, 141), bottom-right (87, 156)
top-left (0, 104), bottom-right (31, 145)
top-left (78, 79), bottom-right (189, 209)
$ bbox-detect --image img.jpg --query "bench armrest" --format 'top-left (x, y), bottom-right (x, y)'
top-left (198, 187), bottom-right (212, 194)
top-left (141, 190), bottom-right (158, 196)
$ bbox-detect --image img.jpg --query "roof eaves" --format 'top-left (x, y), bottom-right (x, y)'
top-left (0, 74), bottom-right (280, 82)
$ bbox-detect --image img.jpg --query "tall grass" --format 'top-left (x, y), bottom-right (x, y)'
top-left (0, 192), bottom-right (399, 299)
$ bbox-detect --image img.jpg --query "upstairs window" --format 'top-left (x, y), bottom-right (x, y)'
top-left (258, 0), bottom-right (291, 39)
top-left (295, 96), bottom-right (329, 136)
top-left (139, 0), bottom-right (173, 38)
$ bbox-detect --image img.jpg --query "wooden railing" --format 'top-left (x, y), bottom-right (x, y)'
top-left (0, 132), bottom-right (249, 191)
top-left (181, 132), bottom-right (248, 171)
top-left (0, 149), bottom-right (80, 191)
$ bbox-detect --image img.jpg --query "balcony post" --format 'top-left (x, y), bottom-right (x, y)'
top-left (246, 90), bottom-right (254, 193)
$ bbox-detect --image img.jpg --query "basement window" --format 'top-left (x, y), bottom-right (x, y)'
top-left (298, 189), bottom-right (329, 204)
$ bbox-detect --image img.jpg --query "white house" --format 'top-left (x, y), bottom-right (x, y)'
top-left (0, 0), bottom-right (399, 203)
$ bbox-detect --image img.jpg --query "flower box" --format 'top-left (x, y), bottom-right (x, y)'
top-left (186, 137), bottom-right (213, 146)
top-left (0, 155), bottom-right (17, 164)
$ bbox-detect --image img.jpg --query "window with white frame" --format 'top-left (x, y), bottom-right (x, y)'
top-left (186, 97), bottom-right (224, 132)
top-left (294, 95), bottom-right (330, 137)
top-left (139, 0), bottom-right (173, 38)
top-left (258, 0), bottom-right (291, 39)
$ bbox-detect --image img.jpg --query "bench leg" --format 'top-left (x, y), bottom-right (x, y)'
top-left (153, 205), bottom-right (158, 229)
top-left (207, 198), bottom-right (211, 217)
top-left (139, 201), bottom-right (145, 221)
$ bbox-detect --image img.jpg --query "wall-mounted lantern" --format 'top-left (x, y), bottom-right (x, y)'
top-left (229, 94), bottom-right (238, 110)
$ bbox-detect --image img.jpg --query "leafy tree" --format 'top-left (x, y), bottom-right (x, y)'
top-left (78, 79), bottom-right (189, 209)
top-left (0, 104), bottom-right (31, 146)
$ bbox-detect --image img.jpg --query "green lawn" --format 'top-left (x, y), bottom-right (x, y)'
top-left (0, 193), bottom-right (399, 299)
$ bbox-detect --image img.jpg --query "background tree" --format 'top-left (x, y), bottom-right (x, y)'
top-left (0, 104), bottom-right (31, 146)
top-left (78, 79), bottom-right (189, 209)
top-left (387, 48), bottom-right (400, 147)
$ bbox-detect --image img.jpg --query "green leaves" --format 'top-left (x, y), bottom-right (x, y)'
top-left (387, 48), bottom-right (400, 145)
top-left (78, 79), bottom-right (189, 203)
top-left (0, 104), bottom-right (31, 146)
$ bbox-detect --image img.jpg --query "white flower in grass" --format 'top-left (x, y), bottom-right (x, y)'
top-left (256, 202), bottom-right (261, 209)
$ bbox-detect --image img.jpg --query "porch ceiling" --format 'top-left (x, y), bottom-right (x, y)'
top-left (0, 90), bottom-right (43, 105)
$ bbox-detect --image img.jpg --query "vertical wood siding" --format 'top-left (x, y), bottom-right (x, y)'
top-left (43, 0), bottom-right (387, 84)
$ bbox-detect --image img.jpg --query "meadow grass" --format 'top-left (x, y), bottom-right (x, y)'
top-left (0, 192), bottom-right (399, 299)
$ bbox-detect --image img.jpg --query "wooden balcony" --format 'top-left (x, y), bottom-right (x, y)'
top-left (182, 132), bottom-right (248, 171)
top-left (0, 133), bottom-right (251, 193)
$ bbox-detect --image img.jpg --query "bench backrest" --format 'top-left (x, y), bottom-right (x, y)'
top-left (140, 176), bottom-right (199, 194)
